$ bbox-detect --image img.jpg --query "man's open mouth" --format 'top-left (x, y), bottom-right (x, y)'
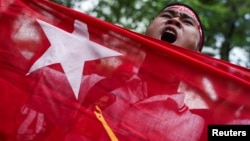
top-left (161, 29), bottom-right (177, 43)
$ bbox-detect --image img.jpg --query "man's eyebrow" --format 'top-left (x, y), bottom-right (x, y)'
top-left (161, 9), bottom-right (177, 15)
top-left (161, 9), bottom-right (197, 23)
top-left (181, 13), bottom-right (196, 22)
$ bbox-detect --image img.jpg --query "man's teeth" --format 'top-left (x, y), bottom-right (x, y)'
top-left (166, 30), bottom-right (175, 35)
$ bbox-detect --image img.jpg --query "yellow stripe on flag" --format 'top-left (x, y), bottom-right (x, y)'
top-left (94, 105), bottom-right (119, 141)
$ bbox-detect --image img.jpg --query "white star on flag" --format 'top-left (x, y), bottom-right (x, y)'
top-left (27, 19), bottom-right (122, 99)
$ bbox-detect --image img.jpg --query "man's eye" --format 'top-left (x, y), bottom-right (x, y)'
top-left (161, 14), bottom-right (171, 18)
top-left (183, 20), bottom-right (194, 25)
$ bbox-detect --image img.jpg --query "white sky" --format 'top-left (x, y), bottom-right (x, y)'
top-left (74, 0), bottom-right (98, 12)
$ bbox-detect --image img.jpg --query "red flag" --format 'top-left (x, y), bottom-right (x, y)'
top-left (1, 0), bottom-right (250, 141)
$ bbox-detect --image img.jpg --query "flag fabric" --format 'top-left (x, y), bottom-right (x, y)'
top-left (0, 0), bottom-right (250, 141)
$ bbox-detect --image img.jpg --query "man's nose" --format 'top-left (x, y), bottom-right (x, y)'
top-left (166, 18), bottom-right (181, 28)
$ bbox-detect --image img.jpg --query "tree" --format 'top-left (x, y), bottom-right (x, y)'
top-left (52, 0), bottom-right (250, 68)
